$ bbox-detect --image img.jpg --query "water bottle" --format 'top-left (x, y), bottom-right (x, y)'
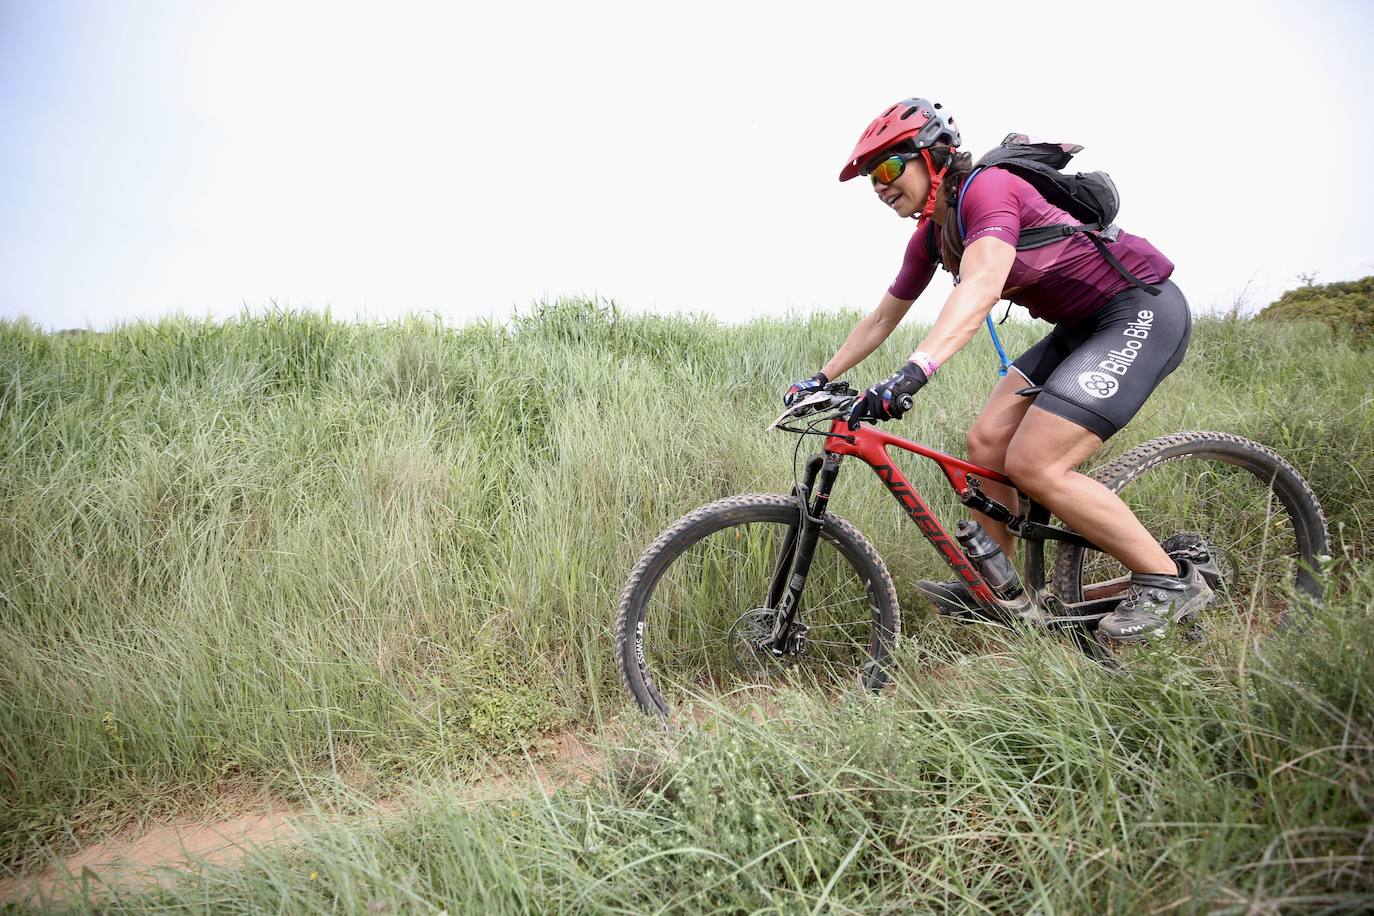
top-left (955, 520), bottom-right (1024, 599)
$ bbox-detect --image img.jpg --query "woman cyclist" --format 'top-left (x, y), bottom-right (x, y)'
top-left (785, 97), bottom-right (1209, 643)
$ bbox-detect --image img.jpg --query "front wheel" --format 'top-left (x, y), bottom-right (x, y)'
top-left (615, 493), bottom-right (901, 716)
top-left (1052, 431), bottom-right (1330, 627)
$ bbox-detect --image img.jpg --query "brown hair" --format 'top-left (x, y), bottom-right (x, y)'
top-left (928, 142), bottom-right (974, 274)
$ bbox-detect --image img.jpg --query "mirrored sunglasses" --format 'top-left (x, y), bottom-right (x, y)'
top-left (864, 151), bottom-right (925, 186)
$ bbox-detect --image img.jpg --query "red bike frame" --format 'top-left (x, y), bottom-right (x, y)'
top-left (822, 417), bottom-right (1015, 608)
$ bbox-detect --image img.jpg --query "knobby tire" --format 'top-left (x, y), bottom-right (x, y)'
top-left (1052, 431), bottom-right (1329, 624)
top-left (615, 493), bottom-right (900, 717)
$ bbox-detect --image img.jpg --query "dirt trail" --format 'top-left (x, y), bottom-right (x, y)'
top-left (0, 804), bottom-right (306, 905)
top-left (0, 730), bottom-right (602, 907)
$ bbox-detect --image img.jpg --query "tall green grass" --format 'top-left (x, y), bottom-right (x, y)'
top-left (40, 563), bottom-right (1374, 912)
top-left (1, 303), bottom-right (1371, 886)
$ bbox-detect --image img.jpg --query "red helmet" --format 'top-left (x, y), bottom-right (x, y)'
top-left (838, 97), bottom-right (961, 182)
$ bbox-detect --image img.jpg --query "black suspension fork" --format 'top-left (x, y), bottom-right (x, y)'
top-left (763, 451), bottom-right (842, 654)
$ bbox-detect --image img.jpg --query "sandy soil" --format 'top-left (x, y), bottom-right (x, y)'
top-left (0, 729), bottom-right (602, 907)
top-left (0, 803), bottom-right (306, 906)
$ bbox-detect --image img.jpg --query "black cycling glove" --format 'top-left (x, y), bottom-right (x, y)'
top-left (783, 370), bottom-right (829, 406)
top-left (847, 361), bottom-right (929, 426)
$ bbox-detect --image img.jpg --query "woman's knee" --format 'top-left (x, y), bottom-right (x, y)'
top-left (967, 379), bottom-right (1035, 466)
top-left (1004, 442), bottom-right (1059, 496)
top-left (967, 421), bottom-right (1011, 467)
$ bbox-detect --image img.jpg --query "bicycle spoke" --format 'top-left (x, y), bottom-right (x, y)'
top-left (638, 517), bottom-right (879, 699)
top-left (1058, 434), bottom-right (1326, 634)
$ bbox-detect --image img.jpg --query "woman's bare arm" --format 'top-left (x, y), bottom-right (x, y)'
top-left (909, 236), bottom-right (1016, 365)
top-left (820, 291), bottom-right (917, 380)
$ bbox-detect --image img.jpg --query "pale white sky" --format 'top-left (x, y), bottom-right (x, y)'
top-left (2, 0), bottom-right (1371, 330)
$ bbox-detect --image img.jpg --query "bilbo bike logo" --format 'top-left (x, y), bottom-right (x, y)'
top-left (1077, 371), bottom-right (1119, 399)
top-left (1077, 309), bottom-right (1154, 399)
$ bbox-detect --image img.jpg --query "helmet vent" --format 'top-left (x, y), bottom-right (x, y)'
top-left (839, 96), bottom-right (961, 182)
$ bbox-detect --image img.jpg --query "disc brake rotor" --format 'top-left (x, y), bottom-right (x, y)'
top-left (728, 607), bottom-right (807, 677)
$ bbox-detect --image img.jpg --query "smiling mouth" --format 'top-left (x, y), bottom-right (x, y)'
top-left (881, 192), bottom-right (902, 207)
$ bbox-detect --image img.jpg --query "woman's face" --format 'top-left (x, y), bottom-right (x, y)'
top-left (871, 155), bottom-right (930, 220)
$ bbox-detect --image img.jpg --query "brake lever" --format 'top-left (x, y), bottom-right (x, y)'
top-left (768, 390), bottom-right (835, 430)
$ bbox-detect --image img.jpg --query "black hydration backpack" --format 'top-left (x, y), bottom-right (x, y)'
top-left (933, 133), bottom-right (1160, 296)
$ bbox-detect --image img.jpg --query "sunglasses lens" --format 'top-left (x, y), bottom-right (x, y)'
top-left (869, 156), bottom-right (904, 185)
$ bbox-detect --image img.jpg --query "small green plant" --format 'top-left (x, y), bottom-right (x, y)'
top-left (461, 685), bottom-right (561, 754)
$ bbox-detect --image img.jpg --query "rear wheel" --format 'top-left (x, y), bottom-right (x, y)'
top-left (615, 494), bottom-right (900, 716)
top-left (1052, 432), bottom-right (1329, 627)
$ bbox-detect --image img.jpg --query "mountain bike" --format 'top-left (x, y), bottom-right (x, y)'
top-left (614, 381), bottom-right (1330, 716)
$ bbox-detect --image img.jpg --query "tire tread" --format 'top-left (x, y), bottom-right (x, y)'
top-left (614, 493), bottom-right (900, 715)
top-left (1051, 430), bottom-right (1329, 604)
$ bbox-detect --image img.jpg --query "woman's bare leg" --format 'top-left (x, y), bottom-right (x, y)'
top-left (1004, 406), bottom-right (1175, 575)
top-left (965, 372), bottom-right (1036, 556)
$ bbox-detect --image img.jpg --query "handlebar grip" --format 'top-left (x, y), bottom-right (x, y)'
top-left (896, 394), bottom-right (914, 414)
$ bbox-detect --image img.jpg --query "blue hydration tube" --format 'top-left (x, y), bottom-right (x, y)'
top-left (985, 315), bottom-right (1012, 376)
top-left (957, 166), bottom-right (1013, 377)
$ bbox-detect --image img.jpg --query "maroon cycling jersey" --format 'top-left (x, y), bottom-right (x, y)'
top-left (888, 168), bottom-right (1174, 324)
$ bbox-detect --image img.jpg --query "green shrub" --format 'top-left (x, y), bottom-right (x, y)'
top-left (1258, 275), bottom-right (1374, 348)
top-left (92, 562), bottom-right (1374, 913)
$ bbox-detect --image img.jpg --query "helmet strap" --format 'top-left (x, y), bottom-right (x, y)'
top-left (919, 147), bottom-right (949, 220)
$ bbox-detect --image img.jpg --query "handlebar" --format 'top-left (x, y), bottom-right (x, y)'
top-left (770, 382), bottom-right (914, 431)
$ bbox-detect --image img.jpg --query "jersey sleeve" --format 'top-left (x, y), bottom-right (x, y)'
top-left (887, 220), bottom-right (938, 300)
top-left (959, 167), bottom-right (1023, 248)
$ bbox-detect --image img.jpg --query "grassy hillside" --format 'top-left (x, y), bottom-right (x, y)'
top-left (81, 574), bottom-right (1374, 911)
top-left (1, 304), bottom-right (1371, 909)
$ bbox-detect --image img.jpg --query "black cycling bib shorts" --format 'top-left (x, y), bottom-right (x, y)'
top-left (1012, 279), bottom-right (1192, 440)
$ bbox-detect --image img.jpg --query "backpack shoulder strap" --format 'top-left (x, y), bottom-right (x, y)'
top-left (954, 167), bottom-right (984, 244)
top-left (952, 167), bottom-right (1011, 376)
